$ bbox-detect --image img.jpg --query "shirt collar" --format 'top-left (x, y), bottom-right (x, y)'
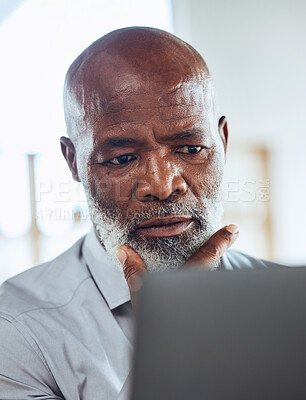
top-left (82, 227), bottom-right (131, 310)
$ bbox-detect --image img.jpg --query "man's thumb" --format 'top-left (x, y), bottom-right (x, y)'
top-left (117, 245), bottom-right (146, 307)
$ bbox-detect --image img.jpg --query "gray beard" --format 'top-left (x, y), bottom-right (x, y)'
top-left (87, 195), bottom-right (223, 273)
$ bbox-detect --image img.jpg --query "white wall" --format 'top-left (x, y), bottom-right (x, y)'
top-left (172, 0), bottom-right (306, 264)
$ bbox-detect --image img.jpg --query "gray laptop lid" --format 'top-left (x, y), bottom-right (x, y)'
top-left (131, 267), bottom-right (306, 400)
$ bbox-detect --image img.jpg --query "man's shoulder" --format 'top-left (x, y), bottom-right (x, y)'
top-left (222, 249), bottom-right (288, 271)
top-left (0, 235), bottom-right (90, 320)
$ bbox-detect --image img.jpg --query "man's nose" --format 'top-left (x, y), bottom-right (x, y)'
top-left (135, 157), bottom-right (188, 201)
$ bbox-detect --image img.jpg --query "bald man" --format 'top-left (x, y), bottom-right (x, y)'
top-left (0, 27), bottom-right (283, 400)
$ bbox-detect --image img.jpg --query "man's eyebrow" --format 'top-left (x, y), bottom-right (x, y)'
top-left (99, 128), bottom-right (203, 149)
top-left (102, 137), bottom-right (140, 147)
top-left (162, 128), bottom-right (203, 141)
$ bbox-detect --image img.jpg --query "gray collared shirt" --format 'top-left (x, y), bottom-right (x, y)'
top-left (0, 228), bottom-right (283, 399)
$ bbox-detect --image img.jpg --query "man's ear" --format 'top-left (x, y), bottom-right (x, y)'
top-left (218, 116), bottom-right (229, 156)
top-left (60, 137), bottom-right (81, 182)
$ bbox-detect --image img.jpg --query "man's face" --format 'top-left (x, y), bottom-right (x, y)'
top-left (75, 74), bottom-right (226, 271)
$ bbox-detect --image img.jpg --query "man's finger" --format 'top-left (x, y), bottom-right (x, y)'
top-left (117, 245), bottom-right (146, 307)
top-left (185, 224), bottom-right (239, 269)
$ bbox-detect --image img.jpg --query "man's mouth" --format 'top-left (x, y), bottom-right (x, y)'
top-left (134, 216), bottom-right (194, 238)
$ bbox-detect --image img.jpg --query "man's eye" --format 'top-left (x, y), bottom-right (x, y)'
top-left (108, 154), bottom-right (135, 165)
top-left (178, 145), bottom-right (203, 154)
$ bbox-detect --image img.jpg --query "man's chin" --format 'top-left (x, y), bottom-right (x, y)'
top-left (123, 227), bottom-right (213, 273)
top-left (95, 225), bottom-right (201, 273)
top-left (90, 196), bottom-right (223, 273)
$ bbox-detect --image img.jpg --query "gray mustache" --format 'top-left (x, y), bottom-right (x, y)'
top-left (126, 202), bottom-right (209, 231)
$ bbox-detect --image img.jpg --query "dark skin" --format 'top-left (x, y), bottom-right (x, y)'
top-left (61, 27), bottom-right (239, 306)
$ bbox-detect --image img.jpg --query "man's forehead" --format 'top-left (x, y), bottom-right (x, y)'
top-left (68, 49), bottom-right (206, 116)
top-left (64, 27), bottom-right (215, 144)
top-left (80, 76), bottom-right (212, 127)
top-left (88, 95), bottom-right (216, 150)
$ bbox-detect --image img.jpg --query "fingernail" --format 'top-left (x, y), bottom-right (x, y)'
top-left (117, 248), bottom-right (127, 264)
top-left (226, 224), bottom-right (239, 234)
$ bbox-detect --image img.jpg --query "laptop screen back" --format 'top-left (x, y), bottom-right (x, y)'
top-left (131, 268), bottom-right (306, 400)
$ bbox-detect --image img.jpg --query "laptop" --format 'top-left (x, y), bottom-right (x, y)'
top-left (131, 267), bottom-right (306, 400)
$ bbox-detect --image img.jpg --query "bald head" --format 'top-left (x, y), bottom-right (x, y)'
top-left (63, 27), bottom-right (215, 145)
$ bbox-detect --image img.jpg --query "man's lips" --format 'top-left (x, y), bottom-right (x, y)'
top-left (135, 216), bottom-right (194, 238)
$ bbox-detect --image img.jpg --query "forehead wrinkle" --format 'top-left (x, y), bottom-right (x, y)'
top-left (97, 114), bottom-right (206, 130)
top-left (153, 114), bottom-right (204, 122)
top-left (97, 102), bottom-right (202, 117)
top-left (85, 93), bottom-right (208, 130)
top-left (104, 79), bottom-right (208, 107)
top-left (100, 120), bottom-right (140, 129)
top-left (85, 77), bottom-right (208, 117)
top-left (81, 74), bottom-right (210, 130)
top-left (85, 90), bottom-right (209, 130)
top-left (161, 128), bottom-right (203, 141)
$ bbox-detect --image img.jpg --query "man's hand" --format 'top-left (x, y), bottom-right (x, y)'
top-left (117, 224), bottom-right (239, 307)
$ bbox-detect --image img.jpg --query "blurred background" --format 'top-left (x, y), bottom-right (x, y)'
top-left (0, 0), bottom-right (305, 283)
